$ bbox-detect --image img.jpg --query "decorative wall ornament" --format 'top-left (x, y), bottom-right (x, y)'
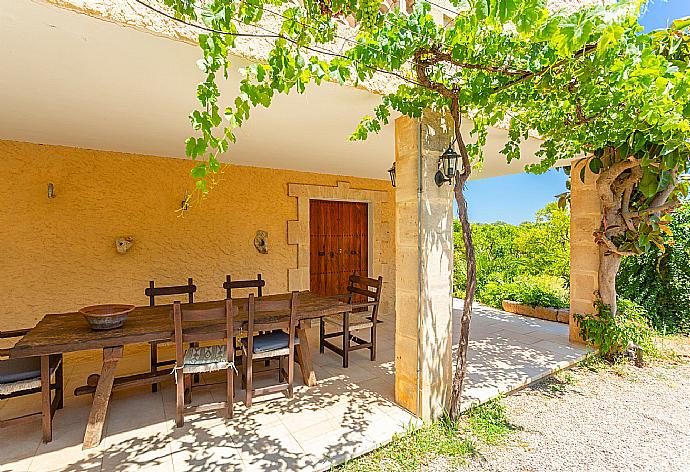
top-left (180, 191), bottom-right (190, 211)
top-left (254, 230), bottom-right (268, 254)
top-left (115, 237), bottom-right (134, 254)
top-left (47, 183), bottom-right (56, 199)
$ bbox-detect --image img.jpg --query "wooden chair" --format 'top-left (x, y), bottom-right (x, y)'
top-left (224, 274), bottom-right (269, 365)
top-left (223, 273), bottom-right (265, 299)
top-left (172, 299), bottom-right (236, 427)
top-left (319, 274), bottom-right (383, 368)
top-left (240, 292), bottom-right (298, 408)
top-left (0, 329), bottom-right (63, 443)
top-left (145, 278), bottom-right (197, 392)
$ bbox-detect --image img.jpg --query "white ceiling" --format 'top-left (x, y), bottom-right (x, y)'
top-left (0, 0), bottom-right (545, 180)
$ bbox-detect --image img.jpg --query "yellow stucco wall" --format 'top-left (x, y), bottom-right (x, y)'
top-left (0, 140), bottom-right (395, 330)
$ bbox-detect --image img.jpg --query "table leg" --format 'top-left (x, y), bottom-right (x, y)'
top-left (82, 346), bottom-right (123, 450)
top-left (295, 322), bottom-right (317, 387)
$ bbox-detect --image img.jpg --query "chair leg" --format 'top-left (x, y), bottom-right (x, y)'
top-left (343, 313), bottom-right (350, 369)
top-left (245, 356), bottom-right (253, 408)
top-left (40, 355), bottom-right (52, 443)
top-left (287, 354), bottom-right (294, 399)
top-left (278, 356), bottom-right (284, 383)
top-left (370, 325), bottom-right (377, 362)
top-left (319, 317), bottom-right (325, 354)
top-left (150, 342), bottom-right (158, 393)
top-left (56, 354), bottom-right (64, 410)
top-left (175, 371), bottom-right (185, 428)
top-left (226, 367), bottom-right (234, 419)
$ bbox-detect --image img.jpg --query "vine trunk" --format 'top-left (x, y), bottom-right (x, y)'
top-left (448, 100), bottom-right (476, 421)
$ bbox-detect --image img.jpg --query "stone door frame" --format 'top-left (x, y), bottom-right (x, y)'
top-left (286, 181), bottom-right (389, 292)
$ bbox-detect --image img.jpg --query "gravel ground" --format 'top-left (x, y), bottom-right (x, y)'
top-left (458, 336), bottom-right (690, 472)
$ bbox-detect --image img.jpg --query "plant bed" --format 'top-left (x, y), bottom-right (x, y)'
top-left (502, 300), bottom-right (569, 324)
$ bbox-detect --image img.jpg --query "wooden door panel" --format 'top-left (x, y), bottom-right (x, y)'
top-left (310, 200), bottom-right (368, 296)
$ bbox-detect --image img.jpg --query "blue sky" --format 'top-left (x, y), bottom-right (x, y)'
top-left (464, 0), bottom-right (689, 225)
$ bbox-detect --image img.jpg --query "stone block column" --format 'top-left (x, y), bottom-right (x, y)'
top-left (569, 159), bottom-right (601, 343)
top-left (394, 112), bottom-right (454, 420)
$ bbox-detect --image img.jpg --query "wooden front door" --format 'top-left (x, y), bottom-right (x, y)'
top-left (310, 200), bottom-right (368, 296)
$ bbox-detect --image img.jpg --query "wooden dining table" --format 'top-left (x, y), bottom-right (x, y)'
top-left (9, 292), bottom-right (351, 449)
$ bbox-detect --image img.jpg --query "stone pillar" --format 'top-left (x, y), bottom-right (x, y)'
top-left (394, 111), bottom-right (454, 420)
top-left (569, 159), bottom-right (601, 343)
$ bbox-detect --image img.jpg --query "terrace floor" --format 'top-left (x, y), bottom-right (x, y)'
top-left (1, 303), bottom-right (588, 472)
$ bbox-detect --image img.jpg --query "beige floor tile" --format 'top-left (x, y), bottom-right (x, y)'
top-left (170, 442), bottom-right (243, 472)
top-left (297, 427), bottom-right (377, 470)
top-left (0, 421), bottom-right (41, 464)
top-left (100, 434), bottom-right (173, 472)
top-left (235, 422), bottom-right (304, 472)
top-left (28, 445), bottom-right (102, 472)
top-left (0, 455), bottom-right (34, 472)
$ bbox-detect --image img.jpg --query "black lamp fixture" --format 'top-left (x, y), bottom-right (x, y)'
top-left (435, 140), bottom-right (460, 187)
top-left (388, 162), bottom-right (397, 187)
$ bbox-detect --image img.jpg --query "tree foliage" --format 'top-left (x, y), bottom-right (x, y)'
top-left (454, 201), bottom-right (570, 307)
top-left (454, 202), bottom-right (570, 289)
top-left (617, 202), bottom-right (690, 334)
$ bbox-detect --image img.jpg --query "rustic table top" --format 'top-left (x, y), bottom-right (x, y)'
top-left (10, 292), bottom-right (350, 358)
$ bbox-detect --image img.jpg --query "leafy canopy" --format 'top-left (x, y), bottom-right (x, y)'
top-left (151, 0), bottom-right (686, 191)
top-left (157, 0), bottom-right (688, 290)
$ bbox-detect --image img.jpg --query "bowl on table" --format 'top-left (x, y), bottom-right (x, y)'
top-left (79, 304), bottom-right (136, 330)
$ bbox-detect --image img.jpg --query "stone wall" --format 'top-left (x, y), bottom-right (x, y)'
top-left (569, 158), bottom-right (601, 342)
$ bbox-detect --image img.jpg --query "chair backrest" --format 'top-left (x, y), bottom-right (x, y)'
top-left (172, 299), bottom-right (236, 366)
top-left (224, 274), bottom-right (265, 299)
top-left (245, 292), bottom-right (299, 355)
top-left (146, 278), bottom-right (196, 306)
top-left (346, 274), bottom-right (383, 321)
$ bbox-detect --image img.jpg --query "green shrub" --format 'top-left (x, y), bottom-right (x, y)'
top-left (481, 275), bottom-right (569, 309)
top-left (617, 203), bottom-right (690, 334)
top-left (575, 298), bottom-right (656, 359)
top-left (454, 202), bottom-right (570, 299)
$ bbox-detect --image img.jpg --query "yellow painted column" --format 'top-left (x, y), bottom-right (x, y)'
top-left (394, 111), bottom-right (454, 420)
top-left (569, 159), bottom-right (601, 343)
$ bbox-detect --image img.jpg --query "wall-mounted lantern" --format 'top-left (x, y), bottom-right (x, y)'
top-left (47, 183), bottom-right (56, 199)
top-left (388, 162), bottom-right (396, 188)
top-left (435, 144), bottom-right (460, 187)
